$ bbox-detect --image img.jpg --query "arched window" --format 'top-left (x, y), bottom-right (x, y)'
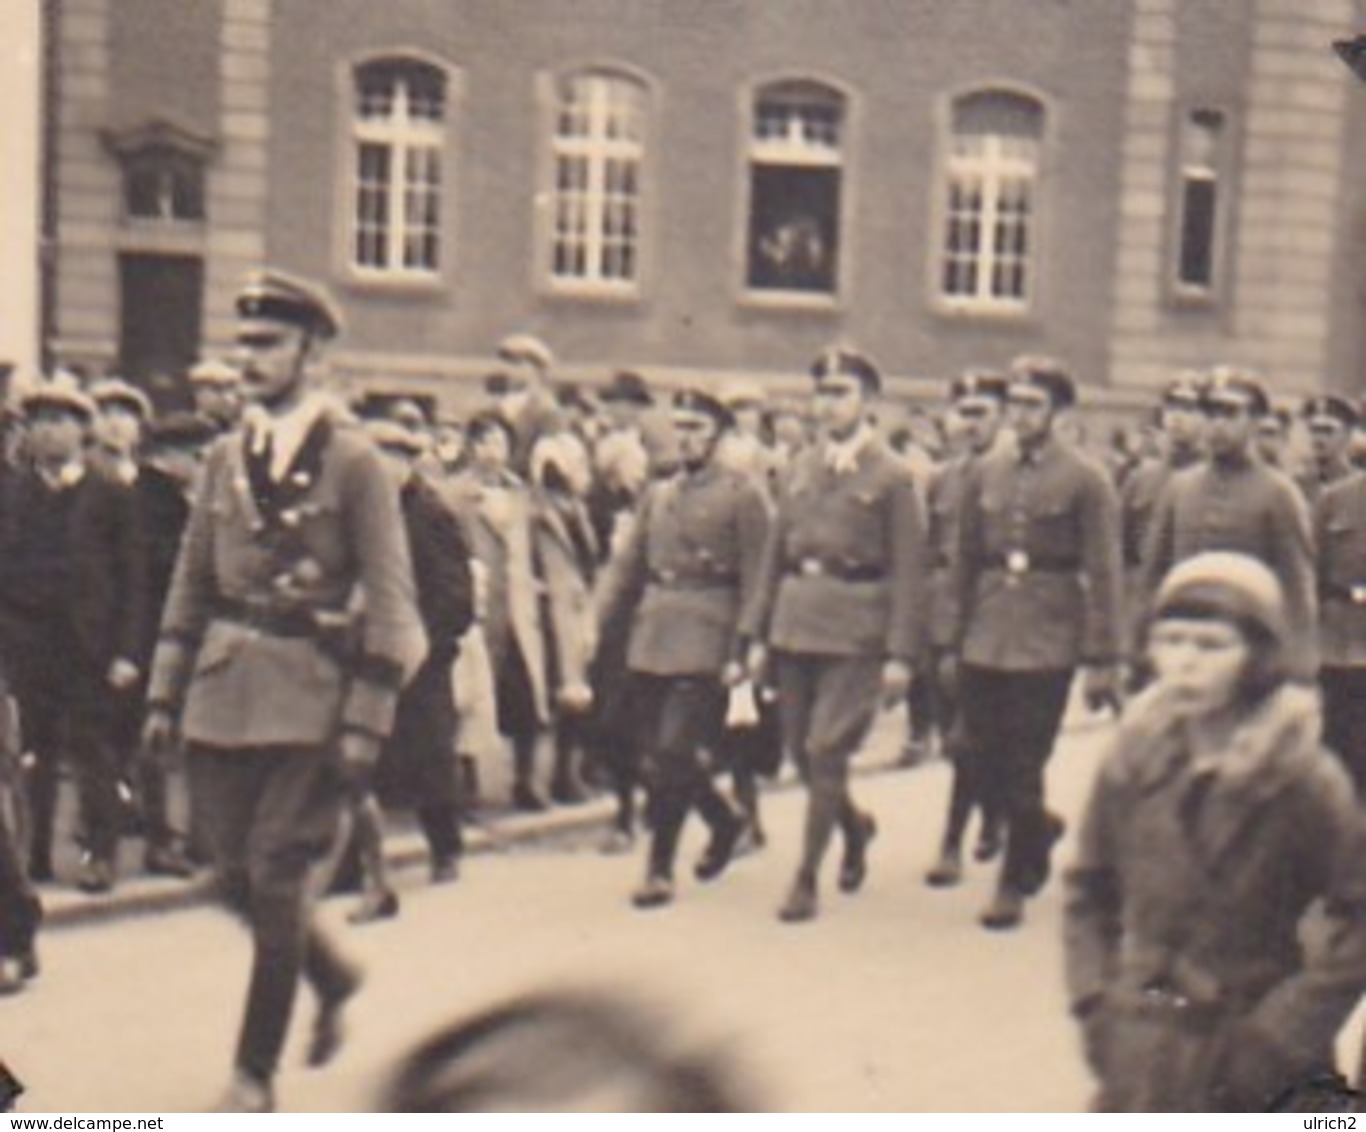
top-left (939, 89), bottom-right (1044, 311)
top-left (547, 69), bottom-right (648, 291)
top-left (745, 80), bottom-right (845, 296)
top-left (350, 56), bottom-right (447, 277)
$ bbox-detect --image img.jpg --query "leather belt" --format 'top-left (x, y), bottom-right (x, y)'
top-left (648, 569), bottom-right (739, 590)
top-left (1320, 582), bottom-right (1366, 606)
top-left (785, 557), bottom-right (885, 583)
top-left (211, 595), bottom-right (328, 639)
top-left (984, 551), bottom-right (1081, 575)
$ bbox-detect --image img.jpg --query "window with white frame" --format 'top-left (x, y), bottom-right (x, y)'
top-left (1173, 108), bottom-right (1227, 297)
top-left (548, 70), bottom-right (647, 292)
top-left (939, 90), bottom-right (1044, 312)
top-left (350, 57), bottom-right (446, 278)
top-left (745, 81), bottom-right (844, 295)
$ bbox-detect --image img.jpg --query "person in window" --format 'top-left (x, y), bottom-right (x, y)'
top-left (1065, 552), bottom-right (1366, 1112)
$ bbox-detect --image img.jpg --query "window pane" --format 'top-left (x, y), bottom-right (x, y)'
top-left (747, 165), bottom-right (839, 292)
top-left (1178, 176), bottom-right (1217, 288)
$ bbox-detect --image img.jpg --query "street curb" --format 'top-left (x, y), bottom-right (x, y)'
top-left (39, 711), bottom-right (1111, 931)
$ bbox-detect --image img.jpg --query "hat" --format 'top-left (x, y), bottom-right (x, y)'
top-left (555, 382), bottom-right (595, 415)
top-left (1201, 367), bottom-right (1269, 417)
top-left (672, 387), bottom-right (735, 428)
top-left (600, 370), bottom-right (654, 407)
top-left (148, 411), bottom-right (218, 449)
top-left (1152, 551), bottom-right (1286, 645)
top-left (20, 372), bottom-right (95, 421)
top-left (949, 369), bottom-right (1008, 405)
top-left (1302, 394), bottom-right (1357, 430)
top-left (365, 418), bottom-right (426, 456)
top-left (1161, 373), bottom-right (1205, 409)
top-left (387, 398), bottom-right (429, 431)
top-left (236, 268), bottom-right (344, 340)
top-left (187, 357), bottom-right (242, 387)
top-left (496, 333), bottom-right (554, 372)
top-left (810, 346), bottom-right (882, 395)
top-left (89, 377), bottom-right (152, 420)
top-left (718, 378), bottom-right (767, 409)
top-left (1009, 356), bottom-right (1076, 409)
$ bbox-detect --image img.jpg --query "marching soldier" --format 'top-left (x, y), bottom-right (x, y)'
top-left (143, 270), bottom-right (425, 1112)
top-left (749, 348), bottom-right (928, 924)
top-left (951, 357), bottom-right (1124, 931)
top-left (1296, 393), bottom-right (1357, 508)
top-left (596, 389), bottom-right (770, 909)
top-left (1313, 454), bottom-right (1366, 793)
top-left (1139, 369), bottom-right (1317, 681)
top-left (924, 369), bottom-right (1008, 888)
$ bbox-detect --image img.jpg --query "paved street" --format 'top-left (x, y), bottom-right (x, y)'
top-left (7, 718), bottom-right (1114, 1113)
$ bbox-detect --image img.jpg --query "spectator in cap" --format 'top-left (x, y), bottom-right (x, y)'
top-left (749, 346), bottom-right (928, 924)
top-left (89, 377), bottom-right (153, 485)
top-left (1139, 364), bottom-right (1316, 683)
top-left (143, 266), bottom-right (424, 1112)
top-left (322, 419), bottom-right (474, 922)
top-left (447, 411), bottom-right (552, 811)
top-left (491, 333), bottom-right (563, 477)
top-left (1065, 552), bottom-right (1366, 1112)
top-left (596, 386), bottom-right (769, 909)
top-left (948, 355), bottom-right (1124, 929)
top-left (0, 375), bottom-right (148, 896)
top-left (715, 378), bottom-right (776, 486)
top-left (187, 357), bottom-right (245, 435)
top-left (922, 369), bottom-right (1008, 888)
top-left (1296, 394), bottom-right (1357, 506)
top-left (1254, 406), bottom-right (1292, 470)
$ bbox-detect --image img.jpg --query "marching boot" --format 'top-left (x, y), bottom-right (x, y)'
top-left (973, 814), bottom-right (1005, 863)
top-left (838, 809), bottom-right (877, 894)
top-left (694, 804), bottom-right (742, 883)
top-left (511, 734), bottom-right (547, 812)
top-left (630, 873), bottom-right (674, 909)
top-left (924, 844), bottom-right (964, 888)
top-left (213, 1070), bottom-right (275, 1114)
top-left (979, 881), bottom-right (1026, 931)
top-left (777, 873), bottom-right (818, 923)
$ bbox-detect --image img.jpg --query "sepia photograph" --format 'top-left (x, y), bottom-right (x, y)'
top-left (4, 0), bottom-right (1366, 1115)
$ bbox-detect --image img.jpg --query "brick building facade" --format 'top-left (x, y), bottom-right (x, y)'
top-left (44, 0), bottom-right (1366, 414)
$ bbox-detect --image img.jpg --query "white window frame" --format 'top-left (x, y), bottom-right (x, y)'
top-left (542, 69), bottom-right (648, 298)
top-left (345, 56), bottom-right (452, 286)
top-left (932, 88), bottom-right (1046, 318)
top-left (741, 79), bottom-right (847, 305)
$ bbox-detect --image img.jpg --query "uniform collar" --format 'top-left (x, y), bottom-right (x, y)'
top-left (245, 392), bottom-right (331, 481)
top-left (822, 422), bottom-right (874, 475)
top-left (35, 459), bottom-right (86, 491)
top-left (1015, 433), bottom-right (1058, 468)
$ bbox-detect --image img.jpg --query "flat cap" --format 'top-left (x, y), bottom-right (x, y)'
top-left (1301, 393), bottom-right (1358, 429)
top-left (1162, 372), bottom-right (1205, 408)
top-left (20, 372), bottom-right (96, 421)
top-left (718, 378), bottom-right (768, 409)
top-left (496, 333), bottom-right (554, 372)
top-left (1153, 551), bottom-right (1286, 647)
top-left (1202, 367), bottom-right (1269, 417)
top-left (949, 369), bottom-right (1008, 404)
top-left (672, 387), bottom-right (735, 428)
top-left (810, 346), bottom-right (882, 395)
top-left (1009, 355), bottom-right (1076, 409)
top-left (236, 268), bottom-right (344, 340)
top-left (89, 377), bottom-right (152, 420)
top-left (188, 357), bottom-right (242, 387)
top-left (599, 370), bottom-right (654, 407)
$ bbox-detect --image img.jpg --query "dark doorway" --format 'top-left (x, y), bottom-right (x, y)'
top-left (118, 253), bottom-right (203, 407)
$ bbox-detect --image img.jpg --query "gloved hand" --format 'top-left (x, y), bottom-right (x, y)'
top-left (336, 730), bottom-right (381, 795)
top-left (880, 659), bottom-right (913, 709)
top-left (141, 707), bottom-right (180, 770)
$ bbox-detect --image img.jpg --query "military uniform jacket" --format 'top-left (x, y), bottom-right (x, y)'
top-left (925, 455), bottom-right (971, 650)
top-left (147, 416), bottom-right (427, 749)
top-left (598, 462), bottom-right (771, 677)
top-left (751, 438), bottom-right (927, 664)
top-left (1295, 455), bottom-right (1355, 510)
top-left (1120, 448), bottom-right (1201, 570)
top-left (1314, 470), bottom-right (1366, 668)
top-left (952, 435), bottom-right (1123, 671)
top-left (1139, 455), bottom-right (1317, 679)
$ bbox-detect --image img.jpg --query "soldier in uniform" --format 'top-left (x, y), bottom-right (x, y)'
top-left (1253, 404), bottom-right (1293, 470)
top-left (1139, 369), bottom-right (1317, 682)
top-left (951, 357), bottom-right (1124, 930)
top-left (143, 271), bottom-right (425, 1112)
top-left (1313, 448), bottom-right (1366, 793)
top-left (596, 389), bottom-right (770, 909)
top-left (1296, 394), bottom-right (1357, 508)
top-left (924, 369), bottom-right (1008, 888)
top-left (750, 348), bottom-right (928, 924)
